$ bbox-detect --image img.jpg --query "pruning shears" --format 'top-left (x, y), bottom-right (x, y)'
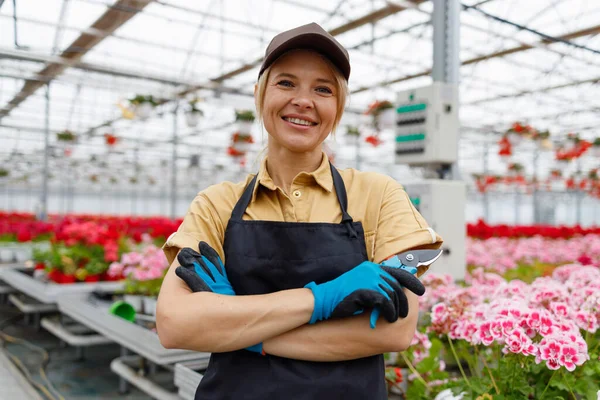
top-left (370, 249), bottom-right (443, 328)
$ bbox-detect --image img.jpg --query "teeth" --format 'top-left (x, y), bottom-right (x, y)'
top-left (284, 117), bottom-right (314, 126)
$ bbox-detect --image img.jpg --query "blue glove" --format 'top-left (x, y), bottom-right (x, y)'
top-left (176, 242), bottom-right (263, 355)
top-left (304, 261), bottom-right (422, 326)
top-left (368, 256), bottom-right (419, 329)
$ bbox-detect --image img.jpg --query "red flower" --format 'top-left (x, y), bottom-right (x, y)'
top-left (365, 135), bottom-right (382, 147)
top-left (104, 134), bottom-right (118, 146)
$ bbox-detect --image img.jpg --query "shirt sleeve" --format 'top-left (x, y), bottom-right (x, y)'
top-left (372, 179), bottom-right (443, 276)
top-left (162, 192), bottom-right (226, 266)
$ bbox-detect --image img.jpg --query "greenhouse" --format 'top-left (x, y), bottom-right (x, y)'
top-left (0, 0), bottom-right (599, 399)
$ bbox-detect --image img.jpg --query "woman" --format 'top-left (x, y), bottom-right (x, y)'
top-left (157, 22), bottom-right (443, 399)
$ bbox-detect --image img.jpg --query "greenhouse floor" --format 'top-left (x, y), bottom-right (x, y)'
top-left (0, 304), bottom-right (154, 399)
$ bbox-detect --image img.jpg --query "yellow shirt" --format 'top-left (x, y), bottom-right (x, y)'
top-left (163, 153), bottom-right (443, 276)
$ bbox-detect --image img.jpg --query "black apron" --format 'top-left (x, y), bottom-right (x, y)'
top-left (194, 163), bottom-right (386, 400)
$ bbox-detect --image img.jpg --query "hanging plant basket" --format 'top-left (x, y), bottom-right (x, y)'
top-left (591, 138), bottom-right (600, 157)
top-left (129, 95), bottom-right (158, 120)
top-left (345, 126), bottom-right (360, 144)
top-left (365, 100), bottom-right (394, 131)
top-left (185, 98), bottom-right (204, 127)
top-left (235, 110), bottom-right (255, 134)
top-left (185, 110), bottom-right (202, 127)
top-left (231, 132), bottom-right (254, 153)
top-left (56, 130), bottom-right (77, 142)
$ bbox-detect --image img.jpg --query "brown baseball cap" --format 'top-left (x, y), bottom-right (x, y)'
top-left (258, 22), bottom-right (350, 81)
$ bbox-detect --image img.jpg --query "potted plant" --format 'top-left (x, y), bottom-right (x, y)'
top-left (365, 100), bottom-right (395, 131)
top-left (505, 122), bottom-right (534, 146)
top-left (532, 129), bottom-right (552, 150)
top-left (346, 125), bottom-right (360, 144)
top-left (231, 132), bottom-right (254, 153)
top-left (185, 98), bottom-right (204, 128)
top-left (235, 110), bottom-right (255, 134)
top-left (563, 132), bottom-right (580, 151)
top-left (507, 162), bottom-right (524, 177)
top-left (128, 95), bottom-right (158, 120)
top-left (56, 130), bottom-right (77, 142)
top-left (592, 138), bottom-right (600, 157)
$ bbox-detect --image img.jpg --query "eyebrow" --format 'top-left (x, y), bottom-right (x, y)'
top-left (273, 73), bottom-right (335, 86)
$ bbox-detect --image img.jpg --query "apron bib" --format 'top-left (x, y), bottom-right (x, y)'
top-left (194, 163), bottom-right (386, 400)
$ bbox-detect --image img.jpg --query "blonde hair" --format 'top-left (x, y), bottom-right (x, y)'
top-left (254, 51), bottom-right (348, 135)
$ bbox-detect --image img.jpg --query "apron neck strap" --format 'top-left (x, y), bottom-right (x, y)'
top-left (230, 162), bottom-right (355, 233)
top-left (329, 163), bottom-right (353, 224)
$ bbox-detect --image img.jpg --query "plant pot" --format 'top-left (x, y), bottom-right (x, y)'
top-left (143, 296), bottom-right (158, 316)
top-left (538, 138), bottom-right (553, 151)
top-left (563, 140), bottom-right (576, 151)
top-left (185, 111), bottom-right (201, 127)
top-left (0, 248), bottom-right (14, 263)
top-left (232, 142), bottom-right (252, 153)
top-left (236, 121), bottom-right (254, 134)
top-left (376, 108), bottom-right (396, 130)
top-left (135, 103), bottom-right (154, 120)
top-left (507, 132), bottom-right (523, 146)
top-left (346, 135), bottom-right (359, 145)
top-left (123, 294), bottom-right (144, 313)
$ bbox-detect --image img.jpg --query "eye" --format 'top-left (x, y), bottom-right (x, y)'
top-left (276, 80), bottom-right (294, 87)
top-left (316, 86), bottom-right (333, 94)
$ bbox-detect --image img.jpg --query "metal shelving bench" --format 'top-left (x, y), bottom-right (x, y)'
top-left (174, 360), bottom-right (206, 400)
top-left (0, 267), bottom-right (123, 348)
top-left (57, 292), bottom-right (210, 400)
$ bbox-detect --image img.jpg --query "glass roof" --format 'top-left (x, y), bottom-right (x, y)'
top-left (1, 0), bottom-right (599, 192)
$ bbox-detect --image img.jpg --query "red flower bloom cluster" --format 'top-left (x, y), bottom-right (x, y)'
top-left (467, 219), bottom-right (597, 240)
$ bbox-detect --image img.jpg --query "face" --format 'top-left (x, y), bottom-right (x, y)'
top-left (259, 49), bottom-right (338, 154)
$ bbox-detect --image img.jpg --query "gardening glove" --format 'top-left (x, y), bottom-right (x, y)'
top-left (304, 261), bottom-right (424, 326)
top-left (368, 249), bottom-right (442, 328)
top-left (175, 242), bottom-right (263, 355)
top-left (176, 241), bottom-right (235, 295)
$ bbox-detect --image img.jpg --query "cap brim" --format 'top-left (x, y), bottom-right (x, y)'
top-left (260, 33), bottom-right (350, 80)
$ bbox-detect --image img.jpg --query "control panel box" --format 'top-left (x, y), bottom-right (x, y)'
top-left (402, 180), bottom-right (466, 281)
top-left (395, 82), bottom-right (459, 166)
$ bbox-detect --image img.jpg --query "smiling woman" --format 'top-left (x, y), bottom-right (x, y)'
top-left (157, 22), bottom-right (443, 400)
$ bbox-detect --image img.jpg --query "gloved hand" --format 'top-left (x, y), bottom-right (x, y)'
top-left (176, 242), bottom-right (264, 355)
top-left (304, 261), bottom-right (424, 326)
top-left (176, 242), bottom-right (235, 295)
top-left (368, 260), bottom-right (419, 329)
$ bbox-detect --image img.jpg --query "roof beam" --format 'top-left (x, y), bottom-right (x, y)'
top-left (82, 1), bottom-right (422, 137)
top-left (464, 76), bottom-right (600, 106)
top-left (0, 0), bottom-right (154, 119)
top-left (352, 23), bottom-right (600, 94)
top-left (180, 0), bottom-right (424, 94)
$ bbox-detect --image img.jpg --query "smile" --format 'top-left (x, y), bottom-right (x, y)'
top-left (282, 117), bottom-right (318, 127)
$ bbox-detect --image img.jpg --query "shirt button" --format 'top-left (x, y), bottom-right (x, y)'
top-left (292, 190), bottom-right (302, 198)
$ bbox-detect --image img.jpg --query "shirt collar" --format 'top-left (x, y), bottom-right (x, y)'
top-left (251, 152), bottom-right (334, 202)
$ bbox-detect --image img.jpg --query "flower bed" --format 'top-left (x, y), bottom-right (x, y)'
top-left (387, 262), bottom-right (600, 399)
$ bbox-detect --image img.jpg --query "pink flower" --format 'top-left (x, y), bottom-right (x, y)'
top-left (108, 262), bottom-right (124, 277)
top-left (559, 346), bottom-right (581, 371)
top-left (537, 340), bottom-right (561, 370)
top-left (575, 311), bottom-right (598, 333)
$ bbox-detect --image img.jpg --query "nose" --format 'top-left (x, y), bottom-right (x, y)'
top-left (291, 92), bottom-right (314, 109)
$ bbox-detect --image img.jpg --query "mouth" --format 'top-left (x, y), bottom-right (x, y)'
top-left (281, 116), bottom-right (318, 127)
